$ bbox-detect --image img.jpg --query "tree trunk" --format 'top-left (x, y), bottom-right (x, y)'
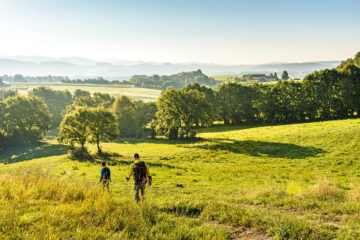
top-left (97, 141), bottom-right (102, 155)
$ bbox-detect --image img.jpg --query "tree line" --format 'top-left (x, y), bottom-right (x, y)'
top-left (1, 74), bottom-right (70, 83)
top-left (152, 52), bottom-right (360, 139)
top-left (0, 88), bottom-right (156, 152)
top-left (129, 69), bottom-right (218, 90)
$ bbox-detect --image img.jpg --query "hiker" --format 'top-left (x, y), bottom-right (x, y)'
top-left (99, 161), bottom-right (111, 191)
top-left (126, 153), bottom-right (152, 201)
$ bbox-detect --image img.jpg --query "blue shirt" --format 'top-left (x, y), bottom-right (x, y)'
top-left (101, 167), bottom-right (111, 178)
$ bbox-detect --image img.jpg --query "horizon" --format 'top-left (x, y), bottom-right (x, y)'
top-left (0, 0), bottom-right (359, 65)
top-left (0, 55), bottom-right (343, 66)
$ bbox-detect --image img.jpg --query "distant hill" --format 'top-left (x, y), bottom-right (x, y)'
top-left (0, 56), bottom-right (340, 80)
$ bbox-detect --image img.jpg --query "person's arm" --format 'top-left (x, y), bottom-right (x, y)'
top-left (100, 168), bottom-right (104, 182)
top-left (126, 164), bottom-right (134, 181)
top-left (109, 168), bottom-right (111, 181)
top-left (145, 163), bottom-right (152, 185)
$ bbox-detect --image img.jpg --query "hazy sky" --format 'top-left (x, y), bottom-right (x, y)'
top-left (0, 0), bottom-right (359, 64)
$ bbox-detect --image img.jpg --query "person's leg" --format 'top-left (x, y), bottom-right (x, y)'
top-left (140, 183), bottom-right (145, 200)
top-left (134, 184), bottom-right (140, 202)
top-left (105, 180), bottom-right (110, 192)
top-left (102, 179), bottom-right (106, 191)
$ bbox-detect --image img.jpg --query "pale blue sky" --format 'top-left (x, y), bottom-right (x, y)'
top-left (0, 0), bottom-right (359, 64)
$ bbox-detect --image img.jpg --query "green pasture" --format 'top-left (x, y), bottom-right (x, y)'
top-left (1, 119), bottom-right (360, 239)
top-left (8, 82), bottom-right (162, 101)
top-left (212, 75), bottom-right (242, 81)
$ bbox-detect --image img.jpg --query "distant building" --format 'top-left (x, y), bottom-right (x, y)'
top-left (243, 74), bottom-right (278, 82)
top-left (110, 80), bottom-right (120, 84)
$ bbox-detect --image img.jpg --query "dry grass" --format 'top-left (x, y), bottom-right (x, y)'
top-left (305, 178), bottom-right (345, 201)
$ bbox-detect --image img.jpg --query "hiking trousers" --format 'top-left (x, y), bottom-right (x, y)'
top-left (102, 178), bottom-right (110, 191)
top-left (134, 181), bottom-right (146, 201)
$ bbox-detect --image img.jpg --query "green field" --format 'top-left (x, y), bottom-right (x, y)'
top-left (1, 119), bottom-right (360, 239)
top-left (8, 83), bottom-right (162, 101)
top-left (212, 75), bottom-right (242, 81)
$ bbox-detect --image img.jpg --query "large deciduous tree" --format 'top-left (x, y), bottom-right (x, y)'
top-left (112, 96), bottom-right (137, 137)
top-left (58, 107), bottom-right (118, 155)
top-left (58, 107), bottom-right (91, 154)
top-left (87, 108), bottom-right (118, 154)
top-left (30, 87), bottom-right (73, 127)
top-left (153, 88), bottom-right (210, 139)
top-left (0, 95), bottom-right (51, 146)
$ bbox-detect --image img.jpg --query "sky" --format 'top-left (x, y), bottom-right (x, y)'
top-left (0, 0), bottom-right (359, 64)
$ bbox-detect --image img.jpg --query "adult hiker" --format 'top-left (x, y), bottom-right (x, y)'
top-left (126, 153), bottom-right (152, 202)
top-left (99, 161), bottom-right (111, 191)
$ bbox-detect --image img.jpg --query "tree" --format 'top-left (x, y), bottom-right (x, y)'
top-left (93, 92), bottom-right (114, 108)
top-left (30, 87), bottom-right (73, 127)
top-left (339, 63), bottom-right (360, 117)
top-left (59, 107), bottom-right (119, 156)
top-left (13, 74), bottom-right (26, 82)
top-left (274, 72), bottom-right (278, 80)
top-left (183, 83), bottom-right (215, 126)
top-left (87, 108), bottom-right (118, 154)
top-left (1, 95), bottom-right (51, 145)
top-left (0, 100), bottom-right (7, 150)
top-left (74, 89), bottom-right (90, 99)
top-left (354, 51), bottom-right (360, 68)
top-left (134, 100), bottom-right (157, 137)
top-left (281, 71), bottom-right (290, 80)
top-left (112, 96), bottom-right (137, 137)
top-left (58, 107), bottom-right (91, 154)
top-left (153, 88), bottom-right (210, 139)
top-left (216, 83), bottom-right (258, 124)
top-left (303, 69), bottom-right (341, 120)
top-left (129, 70), bottom-right (218, 90)
top-left (69, 93), bottom-right (114, 112)
top-left (0, 90), bottom-right (17, 101)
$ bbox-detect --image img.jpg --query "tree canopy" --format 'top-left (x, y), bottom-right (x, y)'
top-left (58, 107), bottom-right (118, 155)
top-left (0, 95), bottom-right (51, 149)
top-left (29, 87), bottom-right (73, 127)
top-left (281, 71), bottom-right (290, 80)
top-left (153, 88), bottom-right (211, 139)
top-left (130, 70), bottom-right (218, 90)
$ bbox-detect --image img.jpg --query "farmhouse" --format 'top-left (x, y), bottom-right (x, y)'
top-left (243, 74), bottom-right (278, 82)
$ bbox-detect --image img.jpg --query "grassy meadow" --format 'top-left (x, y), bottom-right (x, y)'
top-left (8, 82), bottom-right (162, 101)
top-left (1, 119), bottom-right (360, 239)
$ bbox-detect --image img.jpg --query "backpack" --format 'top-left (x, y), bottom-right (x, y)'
top-left (134, 162), bottom-right (147, 183)
top-left (103, 167), bottom-right (111, 179)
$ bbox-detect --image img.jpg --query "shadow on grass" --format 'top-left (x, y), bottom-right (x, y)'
top-left (194, 140), bottom-right (325, 159)
top-left (0, 143), bottom-right (68, 164)
top-left (113, 137), bottom-right (204, 145)
top-left (195, 124), bottom-right (267, 134)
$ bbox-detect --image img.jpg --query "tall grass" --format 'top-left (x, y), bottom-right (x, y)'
top-left (0, 169), bottom-right (230, 239)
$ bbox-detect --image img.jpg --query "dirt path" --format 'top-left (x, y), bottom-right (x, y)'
top-left (207, 221), bottom-right (272, 240)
